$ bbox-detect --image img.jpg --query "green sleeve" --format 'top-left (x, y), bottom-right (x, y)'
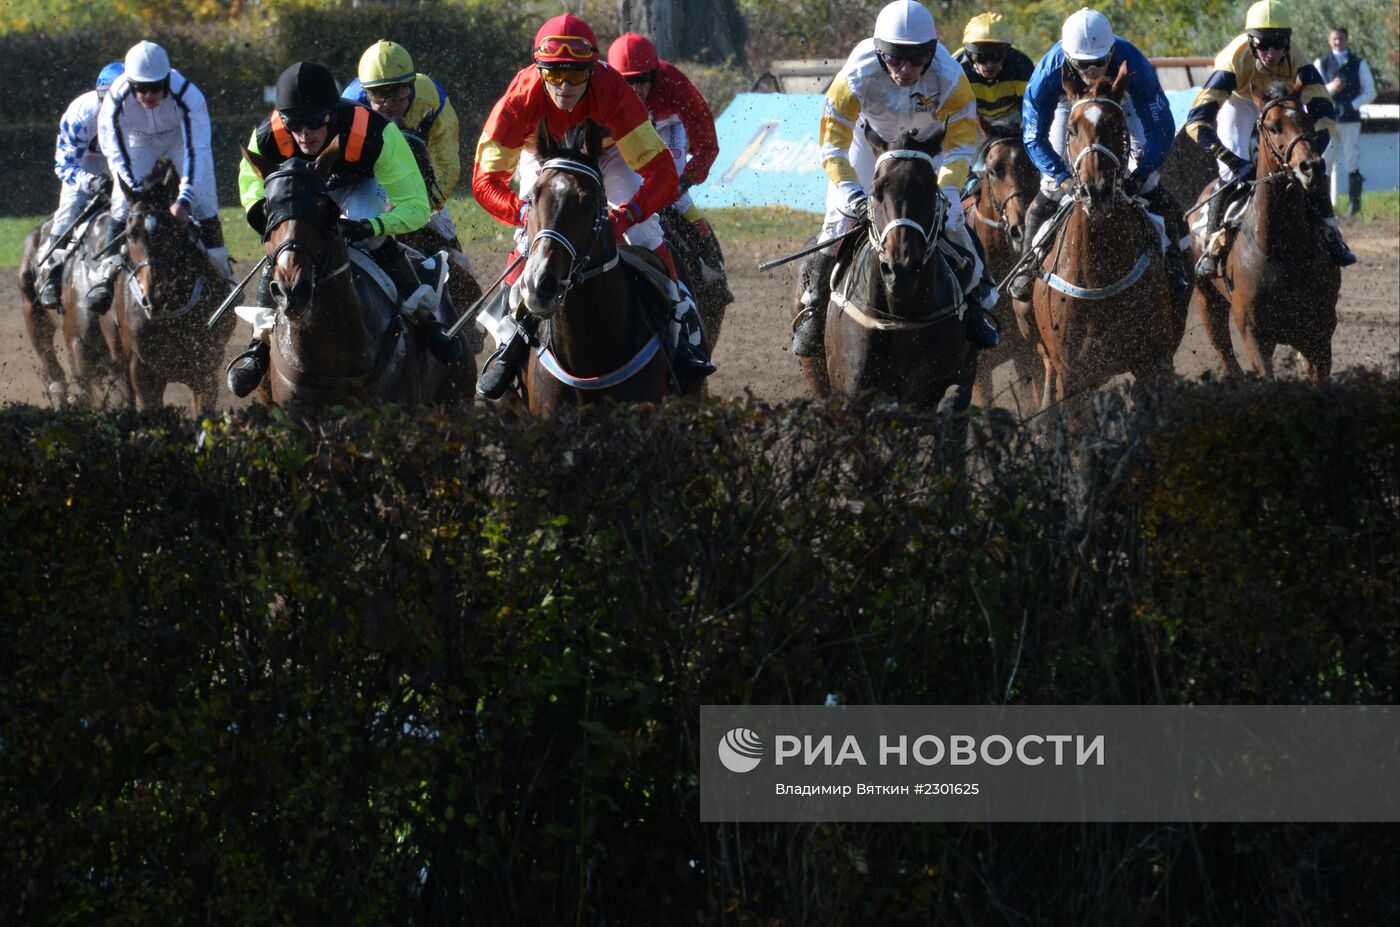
top-left (371, 122), bottom-right (430, 237)
top-left (238, 128), bottom-right (268, 213)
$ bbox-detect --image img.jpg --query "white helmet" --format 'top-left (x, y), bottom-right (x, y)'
top-left (874, 1), bottom-right (939, 57)
top-left (124, 41), bottom-right (171, 84)
top-left (1061, 8), bottom-right (1115, 61)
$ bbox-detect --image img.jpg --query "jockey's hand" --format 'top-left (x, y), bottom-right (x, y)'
top-left (516, 200), bottom-right (530, 227)
top-left (1223, 155), bottom-right (1255, 186)
top-left (1313, 128), bottom-right (1331, 155)
top-left (1122, 169), bottom-right (1147, 197)
top-left (841, 188), bottom-right (869, 224)
top-left (170, 199), bottom-right (191, 226)
top-left (79, 172), bottom-right (110, 196)
top-left (608, 202), bottom-right (640, 243)
top-left (338, 218), bottom-right (376, 242)
top-left (678, 177), bottom-right (694, 194)
top-left (941, 187), bottom-right (965, 231)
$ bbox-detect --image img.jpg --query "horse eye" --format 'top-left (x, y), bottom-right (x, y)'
top-left (1068, 123), bottom-right (1079, 136)
top-left (1266, 121), bottom-right (1282, 133)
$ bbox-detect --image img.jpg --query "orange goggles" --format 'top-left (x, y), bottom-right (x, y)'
top-left (538, 66), bottom-right (592, 86)
top-left (534, 34), bottom-right (597, 63)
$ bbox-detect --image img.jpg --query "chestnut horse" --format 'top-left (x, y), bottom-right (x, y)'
top-left (965, 121), bottom-right (1042, 411)
top-left (110, 158), bottom-right (238, 413)
top-left (240, 142), bottom-right (472, 415)
top-left (518, 120), bottom-right (692, 416)
top-left (789, 124), bottom-right (976, 409)
top-left (1190, 83), bottom-right (1339, 383)
top-left (1028, 65), bottom-right (1184, 418)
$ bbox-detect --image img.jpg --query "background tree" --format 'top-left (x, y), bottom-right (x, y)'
top-left (618, 0), bottom-right (748, 66)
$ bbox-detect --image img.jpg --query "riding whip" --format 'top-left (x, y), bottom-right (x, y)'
top-left (206, 255), bottom-right (268, 329)
top-left (36, 195), bottom-right (108, 267)
top-left (446, 253), bottom-right (526, 340)
top-left (757, 225), bottom-right (867, 272)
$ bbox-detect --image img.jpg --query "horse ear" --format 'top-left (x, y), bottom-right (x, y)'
top-left (241, 144), bottom-right (278, 181)
top-left (922, 120), bottom-right (947, 155)
top-left (585, 120), bottom-right (605, 161)
top-left (862, 121), bottom-right (889, 155)
top-left (313, 136), bottom-right (342, 180)
top-left (1061, 61), bottom-right (1084, 99)
top-left (116, 173), bottom-right (136, 200)
top-left (1110, 59), bottom-right (1130, 99)
top-left (534, 117), bottom-right (554, 159)
top-left (162, 159), bottom-right (181, 197)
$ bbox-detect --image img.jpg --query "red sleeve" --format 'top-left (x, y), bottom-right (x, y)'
top-left (656, 62), bottom-right (718, 186)
top-left (594, 66), bottom-right (678, 220)
top-left (471, 69), bottom-right (534, 226)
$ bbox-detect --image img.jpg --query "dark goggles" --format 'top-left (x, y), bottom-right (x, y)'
top-left (282, 110), bottom-right (333, 132)
top-left (967, 45), bottom-right (1006, 64)
top-left (878, 49), bottom-right (934, 69)
top-left (130, 80), bottom-right (166, 95)
top-left (1071, 55), bottom-right (1111, 72)
top-left (625, 71), bottom-right (656, 86)
top-left (365, 84), bottom-right (413, 105)
top-left (1251, 34), bottom-right (1291, 52)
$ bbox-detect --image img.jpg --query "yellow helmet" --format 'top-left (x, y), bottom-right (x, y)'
top-left (963, 12), bottom-right (1011, 46)
top-left (358, 40), bottom-right (415, 89)
top-left (1245, 0), bottom-right (1291, 32)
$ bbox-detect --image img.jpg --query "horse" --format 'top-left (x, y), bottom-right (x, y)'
top-left (517, 119), bottom-right (695, 416)
top-left (1027, 64), bottom-right (1185, 420)
top-left (1190, 83), bottom-right (1339, 383)
top-left (788, 123), bottom-right (976, 411)
top-left (239, 140), bottom-right (473, 415)
top-left (17, 201), bottom-right (126, 408)
top-left (658, 205), bottom-right (730, 352)
top-left (103, 158), bottom-right (238, 413)
top-left (965, 119), bottom-right (1043, 412)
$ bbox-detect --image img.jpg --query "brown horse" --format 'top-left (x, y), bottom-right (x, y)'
top-left (1190, 83), bottom-right (1339, 383)
top-left (965, 121), bottom-right (1042, 412)
top-left (517, 120), bottom-right (688, 416)
top-left (1028, 65), bottom-right (1184, 417)
top-left (789, 123), bottom-right (976, 409)
top-left (18, 205), bottom-right (124, 408)
top-left (107, 158), bottom-right (238, 413)
top-left (239, 141), bottom-right (473, 416)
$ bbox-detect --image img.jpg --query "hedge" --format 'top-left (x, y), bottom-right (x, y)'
top-left (1, 379), bottom-right (1396, 924)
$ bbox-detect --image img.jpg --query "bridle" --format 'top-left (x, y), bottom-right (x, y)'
top-left (867, 148), bottom-right (945, 269)
top-left (261, 166), bottom-right (351, 314)
top-left (267, 233), bottom-right (349, 312)
top-left (1255, 95), bottom-right (1318, 186)
top-left (123, 212), bottom-right (218, 320)
top-left (1066, 95), bottom-right (1130, 204)
top-left (975, 135), bottom-right (1034, 234)
top-left (527, 157), bottom-right (619, 306)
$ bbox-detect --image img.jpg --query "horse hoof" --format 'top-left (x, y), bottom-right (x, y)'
top-left (46, 381), bottom-right (67, 410)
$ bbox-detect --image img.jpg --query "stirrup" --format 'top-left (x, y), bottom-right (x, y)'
top-left (1008, 271), bottom-right (1035, 302)
top-left (673, 344), bottom-right (716, 381)
top-left (475, 331), bottom-right (528, 400)
top-left (225, 342), bottom-right (270, 398)
top-left (790, 305), bottom-right (825, 358)
top-left (1194, 252), bottom-right (1219, 279)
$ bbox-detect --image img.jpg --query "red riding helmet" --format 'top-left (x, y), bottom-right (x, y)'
top-left (608, 33), bottom-right (659, 76)
top-left (533, 14), bottom-right (599, 66)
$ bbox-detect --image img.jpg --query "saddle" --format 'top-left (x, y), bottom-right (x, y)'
top-left (1191, 181), bottom-right (1251, 255)
top-left (829, 231), bottom-right (966, 331)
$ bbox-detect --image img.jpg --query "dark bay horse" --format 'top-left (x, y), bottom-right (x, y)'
top-left (789, 124), bottom-right (975, 409)
top-left (518, 120), bottom-right (692, 416)
top-left (239, 141), bottom-right (471, 415)
top-left (966, 120), bottom-right (1042, 411)
top-left (1029, 65), bottom-right (1184, 417)
top-left (1190, 83), bottom-right (1339, 383)
top-left (110, 158), bottom-right (238, 413)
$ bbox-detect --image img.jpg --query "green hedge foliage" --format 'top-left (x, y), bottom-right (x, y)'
top-left (2, 379), bottom-right (1396, 924)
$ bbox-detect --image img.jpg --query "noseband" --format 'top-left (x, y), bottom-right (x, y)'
top-left (269, 235), bottom-right (349, 301)
top-left (1256, 96), bottom-right (1318, 184)
top-left (1068, 96), bottom-right (1128, 175)
top-left (527, 157), bottom-right (618, 304)
top-left (868, 148), bottom-right (945, 265)
top-left (976, 136), bottom-right (1034, 234)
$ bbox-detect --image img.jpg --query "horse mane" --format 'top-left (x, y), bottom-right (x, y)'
top-left (132, 157), bottom-right (181, 209)
top-left (980, 119), bottom-right (1019, 141)
top-left (557, 122), bottom-right (602, 170)
top-left (1260, 80), bottom-right (1296, 103)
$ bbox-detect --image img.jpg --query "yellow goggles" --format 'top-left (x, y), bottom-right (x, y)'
top-left (538, 66), bottom-right (592, 86)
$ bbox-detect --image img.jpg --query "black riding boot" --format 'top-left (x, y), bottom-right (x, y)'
top-left (83, 217), bottom-right (124, 314)
top-left (476, 314), bottom-right (537, 400)
top-left (225, 266), bottom-right (274, 398)
top-left (791, 249), bottom-right (836, 357)
top-left (372, 238), bottom-right (463, 364)
top-left (961, 232), bottom-right (1000, 349)
top-left (1308, 186), bottom-right (1357, 267)
top-left (1194, 185), bottom-right (1232, 279)
top-left (1347, 170), bottom-right (1364, 217)
top-left (1144, 184), bottom-right (1192, 297)
top-left (37, 235), bottom-right (64, 308)
top-left (1008, 193), bottom-right (1059, 301)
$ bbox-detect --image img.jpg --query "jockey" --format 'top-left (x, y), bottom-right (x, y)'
top-left (607, 32), bottom-right (731, 302)
top-left (471, 13), bottom-right (714, 401)
top-left (954, 12), bottom-right (1035, 127)
top-left (343, 41), bottom-right (463, 248)
top-left (793, 0), bottom-right (1000, 358)
top-left (35, 61), bottom-right (123, 310)
top-left (90, 41), bottom-right (230, 315)
top-left (1185, 0), bottom-right (1355, 277)
top-left (226, 61), bottom-right (458, 398)
top-left (1008, 8), bottom-right (1191, 302)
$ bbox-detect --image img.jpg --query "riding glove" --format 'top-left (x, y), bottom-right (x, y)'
top-left (79, 172), bottom-right (111, 196)
top-left (516, 200), bottom-right (531, 227)
top-left (1221, 154), bottom-right (1255, 186)
top-left (1313, 128), bottom-right (1331, 155)
top-left (941, 187), bottom-right (965, 231)
top-left (608, 202), bottom-right (640, 243)
top-left (842, 188), bottom-right (870, 224)
top-left (1123, 168), bottom-right (1148, 197)
top-left (339, 218), bottom-right (376, 242)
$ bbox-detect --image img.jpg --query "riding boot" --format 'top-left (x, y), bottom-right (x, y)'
top-left (1347, 170), bottom-right (1364, 217)
top-left (83, 217), bottom-right (125, 314)
top-left (37, 235), bottom-right (64, 309)
top-left (476, 313), bottom-right (537, 400)
top-left (692, 218), bottom-right (734, 304)
top-left (791, 249), bottom-right (836, 357)
top-left (655, 243), bottom-right (716, 381)
top-left (372, 238), bottom-right (462, 364)
top-left (1008, 193), bottom-right (1059, 301)
top-left (1144, 184), bottom-right (1192, 297)
top-left (225, 266), bottom-right (274, 398)
top-left (198, 216), bottom-right (235, 283)
top-left (960, 231), bottom-right (1000, 349)
top-left (1309, 186), bottom-right (1358, 267)
top-left (1194, 186), bottom-right (1233, 279)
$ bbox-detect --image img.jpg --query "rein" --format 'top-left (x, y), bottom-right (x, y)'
top-left (868, 148), bottom-right (944, 263)
top-left (123, 222), bottom-right (221, 320)
top-left (1255, 96), bottom-right (1317, 186)
top-left (528, 157), bottom-right (619, 301)
top-left (973, 137), bottom-right (1033, 235)
top-left (1067, 96), bottom-right (1128, 198)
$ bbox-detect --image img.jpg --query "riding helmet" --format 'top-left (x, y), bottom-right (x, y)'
top-left (608, 33), bottom-right (659, 76)
top-left (275, 61), bottom-right (341, 117)
top-left (359, 40), bottom-right (416, 89)
top-left (873, 1), bottom-right (939, 59)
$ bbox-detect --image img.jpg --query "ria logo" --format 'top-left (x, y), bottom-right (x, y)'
top-left (718, 728), bottom-right (764, 773)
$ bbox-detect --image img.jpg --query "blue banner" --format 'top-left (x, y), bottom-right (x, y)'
top-left (692, 93), bottom-right (828, 213)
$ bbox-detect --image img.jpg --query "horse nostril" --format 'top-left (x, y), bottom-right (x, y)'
top-left (536, 276), bottom-right (558, 302)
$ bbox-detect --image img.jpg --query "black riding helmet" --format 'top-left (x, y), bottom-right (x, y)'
top-left (275, 61), bottom-right (340, 118)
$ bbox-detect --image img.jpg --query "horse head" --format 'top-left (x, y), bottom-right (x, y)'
top-left (241, 141), bottom-right (345, 318)
top-left (120, 158), bottom-right (207, 315)
top-left (977, 117), bottom-right (1038, 250)
top-left (1061, 61), bottom-right (1132, 213)
top-left (1252, 81), bottom-right (1327, 193)
top-left (522, 118), bottom-right (609, 319)
top-left (862, 122), bottom-right (946, 308)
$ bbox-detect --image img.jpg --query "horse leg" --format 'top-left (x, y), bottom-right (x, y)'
top-left (1195, 283), bottom-right (1243, 380)
top-left (22, 297), bottom-right (67, 409)
top-left (129, 357), bottom-right (166, 410)
top-left (1301, 338), bottom-right (1332, 385)
top-left (190, 369), bottom-right (221, 419)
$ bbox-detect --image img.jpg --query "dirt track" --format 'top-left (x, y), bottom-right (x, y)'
top-left (2, 221), bottom-right (1396, 411)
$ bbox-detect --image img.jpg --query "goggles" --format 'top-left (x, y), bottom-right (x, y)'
top-left (1252, 36), bottom-right (1290, 52)
top-left (878, 50), bottom-right (934, 70)
top-left (282, 110), bottom-right (333, 132)
top-left (1071, 55), bottom-right (1111, 72)
top-left (365, 85), bottom-right (412, 105)
top-left (130, 80), bottom-right (166, 95)
top-left (534, 35), bottom-right (597, 63)
top-left (625, 72), bottom-right (656, 86)
top-left (538, 65), bottom-right (592, 86)
top-left (968, 48), bottom-right (1006, 65)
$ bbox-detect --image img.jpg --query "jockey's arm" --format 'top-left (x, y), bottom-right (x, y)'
top-left (1121, 44), bottom-right (1175, 178)
top-left (176, 83), bottom-right (213, 213)
top-left (1294, 61), bottom-right (1338, 135)
top-left (1185, 37), bottom-right (1250, 160)
top-left (1022, 50), bottom-right (1073, 185)
top-left (472, 81), bottom-right (529, 227)
top-left (606, 87), bottom-right (678, 220)
top-left (97, 87), bottom-right (138, 192)
top-left (820, 71), bottom-right (862, 192)
top-left (369, 122), bottom-right (431, 237)
top-left (54, 95), bottom-right (98, 188)
top-left (934, 71), bottom-right (978, 192)
top-left (660, 65), bottom-right (719, 187)
top-left (424, 83), bottom-right (462, 204)
top-left (238, 129), bottom-right (269, 214)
